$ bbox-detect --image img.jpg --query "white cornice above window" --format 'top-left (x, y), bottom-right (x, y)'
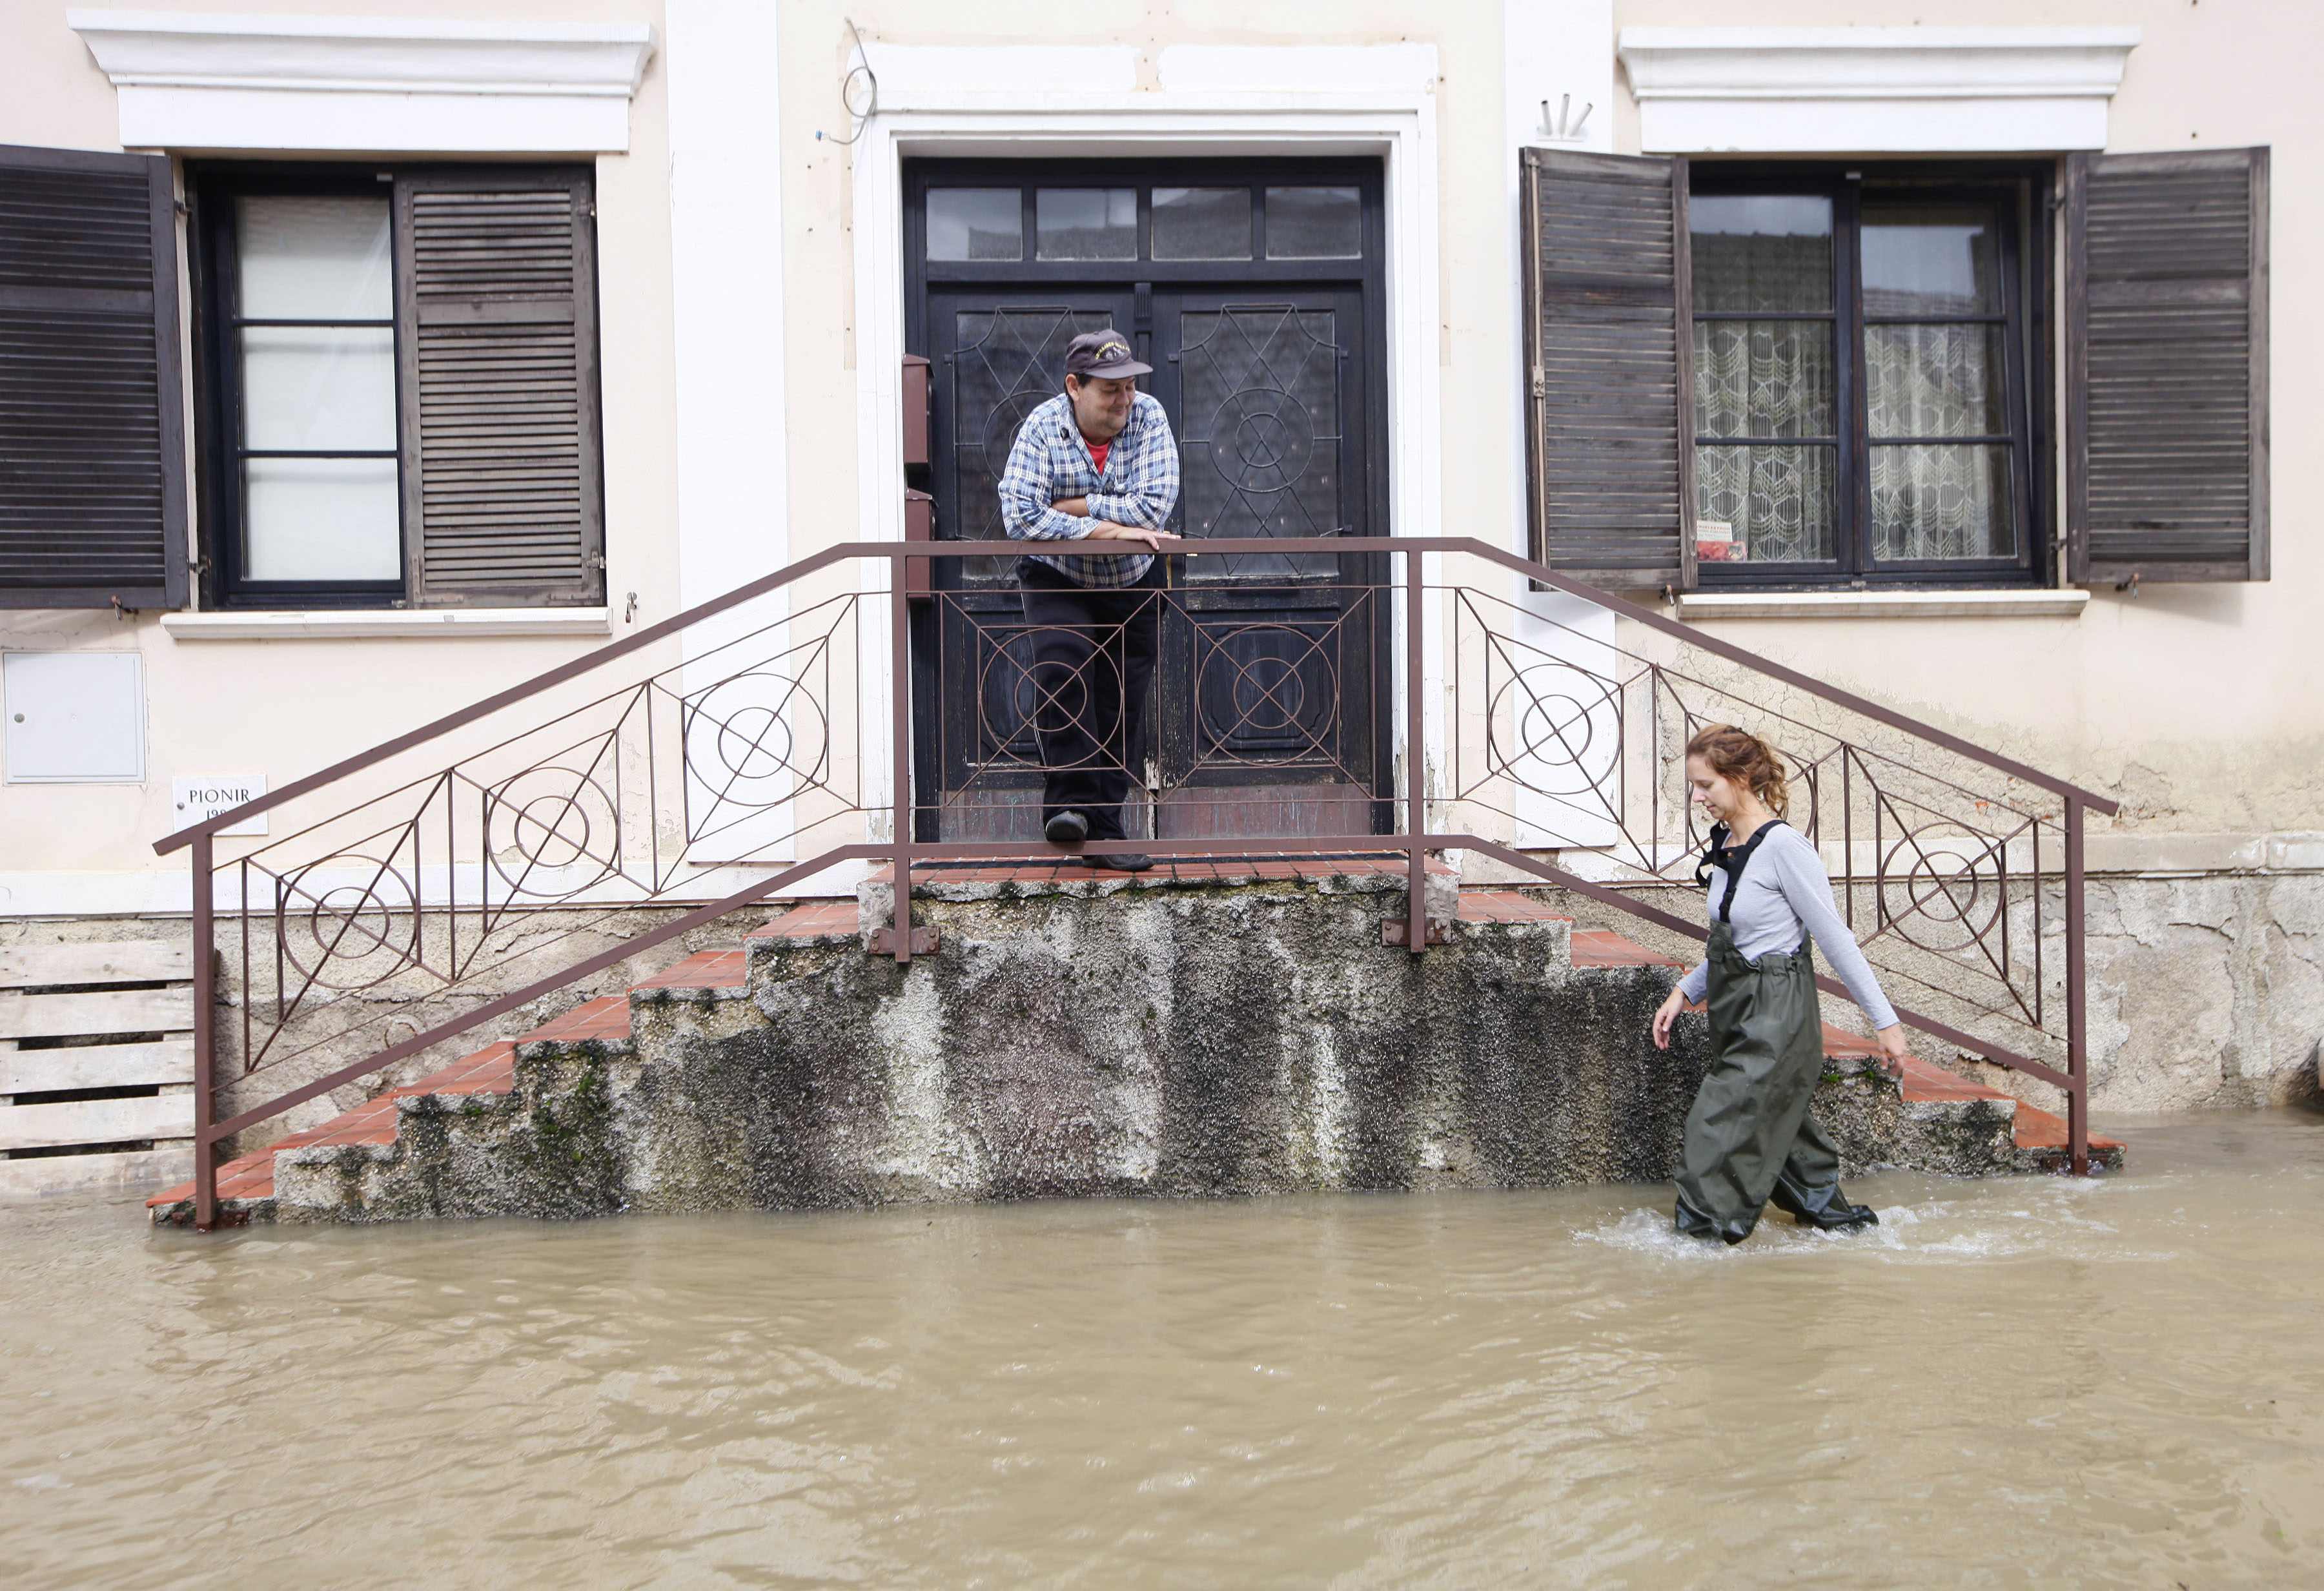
top-left (68, 10), bottom-right (657, 154)
top-left (1618, 26), bottom-right (2139, 154)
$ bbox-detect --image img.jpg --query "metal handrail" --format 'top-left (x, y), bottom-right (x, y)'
top-left (168, 538), bottom-right (2112, 1227)
top-left (155, 537), bottom-right (2115, 856)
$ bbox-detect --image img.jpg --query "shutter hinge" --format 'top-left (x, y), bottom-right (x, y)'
top-left (1529, 366), bottom-right (1546, 398)
top-left (586, 553), bottom-right (607, 571)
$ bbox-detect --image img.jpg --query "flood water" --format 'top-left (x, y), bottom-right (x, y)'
top-left (5, 1112), bottom-right (2323, 1588)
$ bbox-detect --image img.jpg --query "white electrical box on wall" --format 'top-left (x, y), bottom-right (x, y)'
top-left (1, 652), bottom-right (147, 785)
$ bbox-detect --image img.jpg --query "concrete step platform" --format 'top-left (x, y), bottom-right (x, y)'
top-left (151, 883), bottom-right (2117, 1227)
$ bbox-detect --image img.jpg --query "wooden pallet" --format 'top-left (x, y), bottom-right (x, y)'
top-left (1, 940), bottom-right (197, 1202)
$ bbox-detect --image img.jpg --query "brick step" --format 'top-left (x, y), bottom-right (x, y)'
top-left (145, 914), bottom-right (835, 1218)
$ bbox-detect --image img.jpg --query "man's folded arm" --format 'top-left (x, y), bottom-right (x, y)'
top-left (1086, 424), bottom-right (1181, 532)
top-left (999, 433), bottom-right (1091, 542)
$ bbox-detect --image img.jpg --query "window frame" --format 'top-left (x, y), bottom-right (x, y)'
top-left (189, 163), bottom-right (409, 610)
top-left (1686, 160), bottom-right (2055, 590)
top-left (906, 158), bottom-right (1386, 287)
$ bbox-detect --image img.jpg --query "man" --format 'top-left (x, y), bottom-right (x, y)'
top-left (997, 329), bottom-right (1182, 870)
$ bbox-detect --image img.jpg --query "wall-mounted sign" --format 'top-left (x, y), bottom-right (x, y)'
top-left (170, 775), bottom-right (267, 837)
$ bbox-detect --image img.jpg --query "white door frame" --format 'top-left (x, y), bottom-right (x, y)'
top-left (847, 46), bottom-right (1445, 834)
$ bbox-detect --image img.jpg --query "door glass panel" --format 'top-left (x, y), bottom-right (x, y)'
top-left (236, 196), bottom-right (392, 319)
top-left (948, 307), bottom-right (1114, 581)
top-left (1862, 203), bottom-right (2001, 315)
top-left (927, 189), bottom-right (1023, 261)
top-left (1871, 445), bottom-right (2017, 560)
top-left (1691, 320), bottom-right (1835, 439)
top-left (1152, 187), bottom-right (1251, 261)
top-left (1689, 194), bottom-right (1833, 313)
top-left (1177, 306), bottom-right (1343, 580)
top-left (1035, 189), bottom-right (1136, 260)
top-left (1693, 444), bottom-right (1837, 564)
top-left (1264, 187), bottom-right (1360, 260)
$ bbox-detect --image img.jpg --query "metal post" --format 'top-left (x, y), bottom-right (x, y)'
top-left (890, 553), bottom-right (914, 963)
top-left (2064, 796), bottom-right (2089, 1175)
top-left (1404, 548), bottom-right (1427, 953)
top-left (190, 833), bottom-right (218, 1231)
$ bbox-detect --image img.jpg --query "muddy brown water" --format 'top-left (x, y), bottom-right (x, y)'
top-left (5, 1111), bottom-right (2322, 1589)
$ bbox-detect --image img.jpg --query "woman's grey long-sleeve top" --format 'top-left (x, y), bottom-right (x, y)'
top-left (1677, 821), bottom-right (1900, 1032)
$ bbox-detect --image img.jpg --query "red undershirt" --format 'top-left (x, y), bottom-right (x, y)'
top-left (1085, 438), bottom-right (1110, 476)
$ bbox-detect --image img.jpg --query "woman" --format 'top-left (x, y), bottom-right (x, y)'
top-left (1649, 724), bottom-right (1907, 1244)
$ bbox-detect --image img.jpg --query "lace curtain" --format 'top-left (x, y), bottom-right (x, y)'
top-left (1865, 324), bottom-right (2014, 561)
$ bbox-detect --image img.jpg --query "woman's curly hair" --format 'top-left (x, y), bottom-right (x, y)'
top-left (1685, 723), bottom-right (1789, 817)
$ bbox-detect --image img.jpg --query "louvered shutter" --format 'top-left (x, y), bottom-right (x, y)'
top-left (2067, 148), bottom-right (2269, 584)
top-left (394, 168), bottom-right (604, 606)
top-left (1520, 149), bottom-right (1695, 589)
top-left (0, 145), bottom-right (187, 608)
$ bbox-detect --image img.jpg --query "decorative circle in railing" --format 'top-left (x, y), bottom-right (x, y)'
top-left (684, 672), bottom-right (827, 808)
top-left (1880, 823), bottom-right (2008, 956)
top-left (277, 853), bottom-right (423, 992)
top-left (1486, 662), bottom-right (1620, 797)
top-left (1196, 621), bottom-right (1336, 764)
top-left (485, 765), bottom-right (622, 899)
top-left (986, 628), bottom-right (1126, 770)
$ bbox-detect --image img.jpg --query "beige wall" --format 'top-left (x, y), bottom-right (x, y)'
top-left (1, 0), bottom-right (2315, 907)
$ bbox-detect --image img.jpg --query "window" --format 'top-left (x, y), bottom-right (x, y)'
top-left (190, 165), bottom-right (605, 609)
top-left (1687, 167), bottom-right (2044, 586)
top-left (1522, 148), bottom-right (2268, 591)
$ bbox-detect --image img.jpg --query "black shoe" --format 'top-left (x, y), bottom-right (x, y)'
top-left (1085, 849), bottom-right (1154, 872)
top-left (1045, 810), bottom-right (1090, 845)
top-left (1769, 1174), bottom-right (1879, 1233)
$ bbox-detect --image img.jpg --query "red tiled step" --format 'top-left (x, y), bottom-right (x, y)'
top-left (147, 949), bottom-right (747, 1213)
top-left (1457, 888), bottom-right (1575, 926)
top-left (1573, 927), bottom-right (2124, 1159)
top-left (747, 900), bottom-right (856, 939)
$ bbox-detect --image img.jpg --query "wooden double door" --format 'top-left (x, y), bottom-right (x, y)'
top-left (905, 162), bottom-right (1392, 841)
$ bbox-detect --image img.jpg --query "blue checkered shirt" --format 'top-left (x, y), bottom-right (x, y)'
top-left (998, 391), bottom-right (1181, 588)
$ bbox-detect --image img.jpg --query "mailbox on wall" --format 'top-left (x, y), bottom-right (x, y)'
top-left (901, 354), bottom-right (931, 468)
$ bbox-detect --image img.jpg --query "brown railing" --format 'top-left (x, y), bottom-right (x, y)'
top-left (157, 539), bottom-right (2119, 1227)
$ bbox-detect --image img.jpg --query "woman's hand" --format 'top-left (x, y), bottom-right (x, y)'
top-left (1875, 1024), bottom-right (1910, 1067)
top-left (1651, 986), bottom-right (1702, 1051)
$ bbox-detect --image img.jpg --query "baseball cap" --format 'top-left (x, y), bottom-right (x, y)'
top-left (1064, 329), bottom-right (1152, 381)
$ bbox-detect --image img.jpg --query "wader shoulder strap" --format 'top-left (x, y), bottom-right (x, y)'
top-left (1702, 819), bottom-right (1788, 924)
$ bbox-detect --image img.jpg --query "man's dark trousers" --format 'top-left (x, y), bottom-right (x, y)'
top-left (1016, 555), bottom-right (1163, 841)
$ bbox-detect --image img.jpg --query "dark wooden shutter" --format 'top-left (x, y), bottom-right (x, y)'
top-left (1520, 149), bottom-right (1695, 589)
top-left (0, 145), bottom-right (187, 608)
top-left (2067, 148), bottom-right (2268, 584)
top-left (394, 168), bottom-right (604, 606)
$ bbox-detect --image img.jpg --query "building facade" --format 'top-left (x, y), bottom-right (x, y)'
top-left (1, 0), bottom-right (2315, 1161)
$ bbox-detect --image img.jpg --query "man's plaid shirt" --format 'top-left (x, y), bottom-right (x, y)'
top-left (999, 391), bottom-right (1181, 588)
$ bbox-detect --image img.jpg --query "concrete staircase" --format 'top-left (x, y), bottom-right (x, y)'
top-left (150, 867), bottom-right (2119, 1228)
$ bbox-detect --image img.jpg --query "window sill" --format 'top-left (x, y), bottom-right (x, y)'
top-left (160, 608), bottom-right (614, 641)
top-left (1674, 589), bottom-right (2088, 621)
